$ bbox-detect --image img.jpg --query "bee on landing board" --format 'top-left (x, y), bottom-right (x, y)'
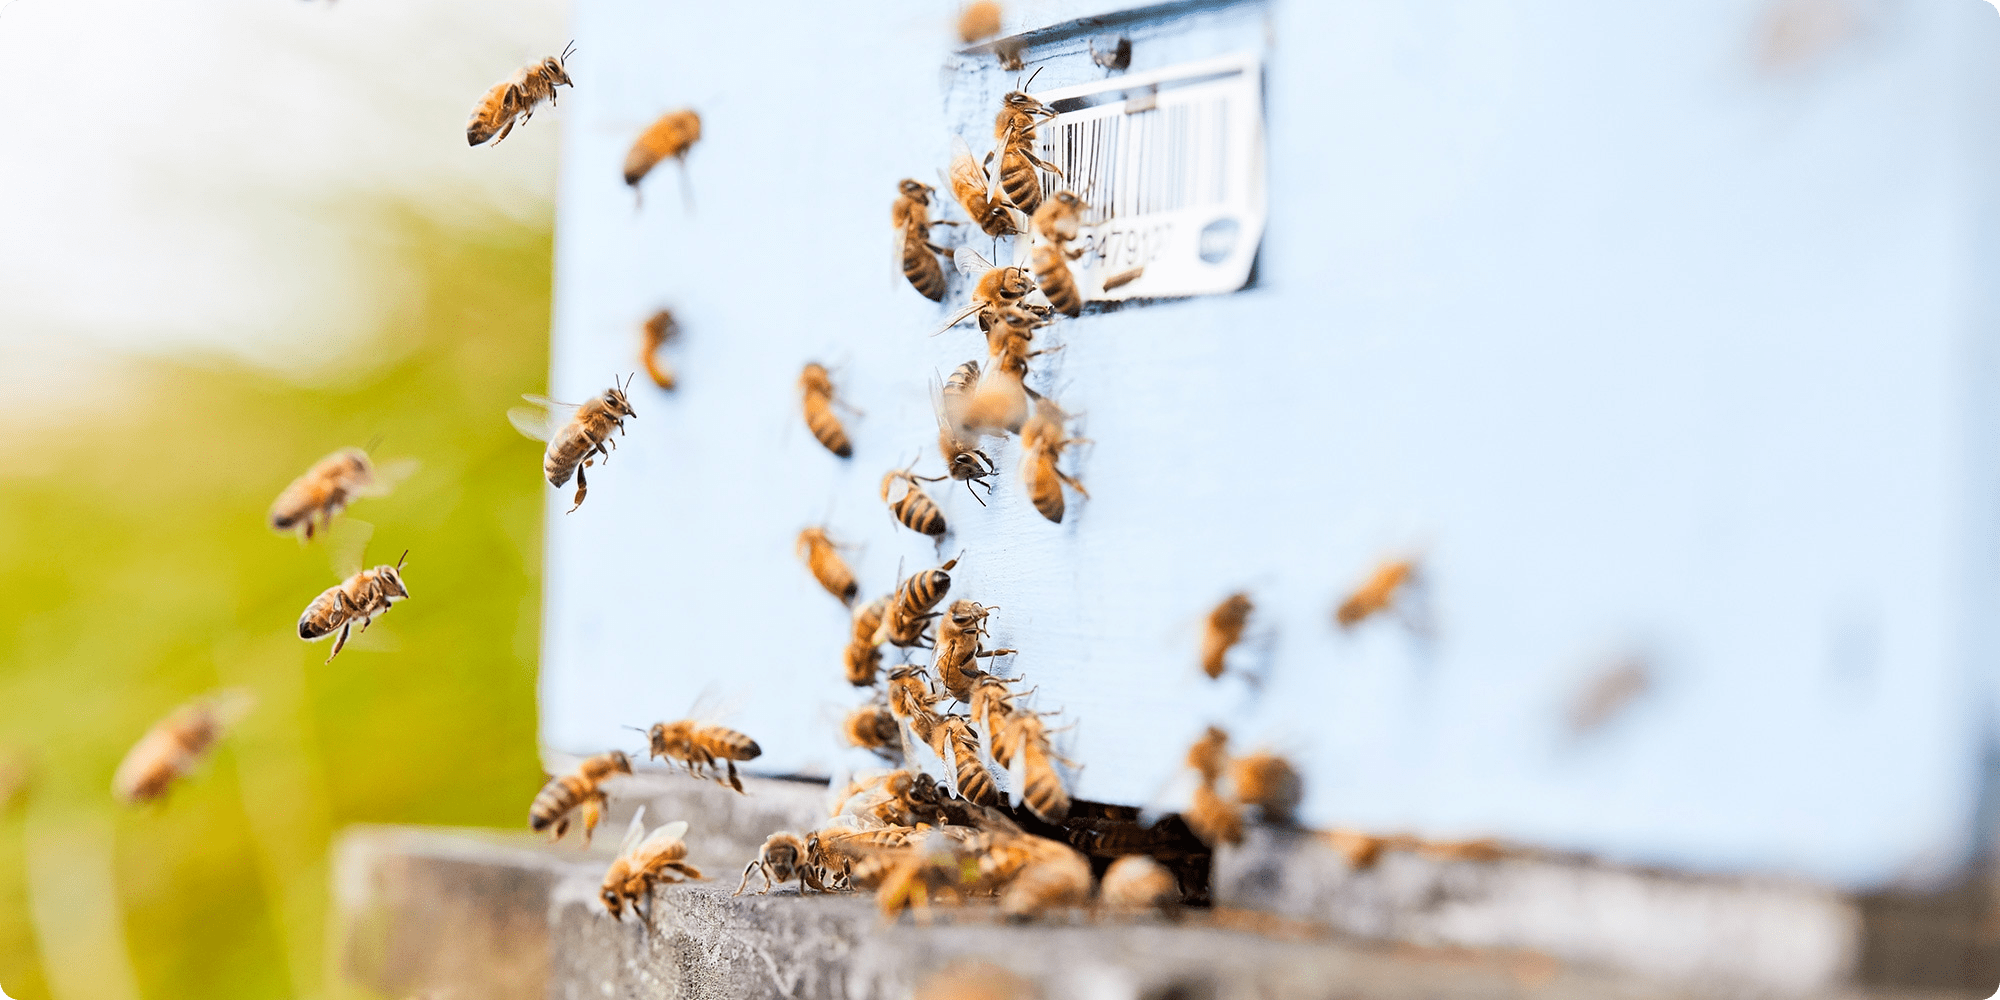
top-left (944, 135), bottom-right (1018, 240)
top-left (1030, 190), bottom-right (1087, 317)
top-left (799, 363), bottom-right (855, 458)
top-left (298, 550), bottom-right (410, 663)
top-left (997, 844), bottom-right (1093, 920)
top-left (508, 378), bottom-right (638, 513)
top-left (1335, 558), bottom-right (1417, 629)
top-left (736, 831), bottom-right (813, 895)
top-left (467, 42), bottom-right (575, 146)
top-left (528, 750), bottom-right (632, 846)
top-left (600, 807), bottom-right (702, 922)
top-left (112, 689), bottom-right (254, 806)
top-left (934, 248), bottom-right (1036, 336)
top-left (268, 447), bottom-right (416, 542)
top-left (1019, 391), bottom-right (1088, 523)
top-left (881, 464), bottom-right (949, 537)
top-left (639, 310), bottom-right (678, 390)
top-left (1201, 593), bottom-right (1253, 679)
top-left (642, 720), bottom-right (763, 793)
top-left (994, 711), bottom-right (1071, 823)
top-left (933, 600), bottom-right (1013, 702)
top-left (893, 180), bottom-right (956, 302)
top-left (842, 702), bottom-right (903, 761)
top-left (929, 714), bottom-right (999, 805)
top-left (623, 109), bottom-right (701, 207)
top-left (796, 527), bottom-right (858, 605)
top-left (876, 557), bottom-right (958, 648)
top-left (992, 75), bottom-right (1059, 215)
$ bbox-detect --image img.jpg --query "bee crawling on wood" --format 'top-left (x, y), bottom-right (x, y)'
top-left (1019, 390), bottom-right (1088, 524)
top-left (944, 135), bottom-right (1019, 240)
top-left (934, 247), bottom-right (1036, 336)
top-left (1029, 190), bottom-right (1088, 317)
top-left (640, 719), bottom-right (763, 793)
top-left (529, 750), bottom-right (632, 847)
top-left (297, 550), bottom-right (411, 663)
top-left (508, 377), bottom-right (638, 513)
top-left (842, 702), bottom-right (903, 761)
top-left (112, 689), bottom-right (254, 806)
top-left (882, 463), bottom-right (949, 537)
top-left (894, 179), bottom-right (957, 301)
top-left (600, 807), bottom-right (701, 923)
top-left (876, 557), bottom-right (958, 648)
top-left (737, 831), bottom-right (815, 895)
top-left (845, 596), bottom-right (890, 686)
top-left (268, 446), bottom-right (416, 542)
top-left (991, 71), bottom-right (1060, 215)
top-left (933, 600), bottom-right (1013, 702)
top-left (467, 41), bottom-right (575, 147)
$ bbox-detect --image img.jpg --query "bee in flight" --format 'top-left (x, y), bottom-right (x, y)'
top-left (799, 363), bottom-right (855, 458)
top-left (796, 526), bottom-right (858, 605)
top-left (508, 377), bottom-right (638, 513)
top-left (1201, 592), bottom-right (1252, 679)
top-left (639, 309), bottom-right (678, 390)
top-left (467, 42), bottom-right (575, 146)
top-left (529, 750), bottom-right (632, 847)
top-left (640, 719), bottom-right (763, 793)
top-left (298, 550), bottom-right (410, 663)
top-left (624, 108), bottom-right (701, 208)
top-left (112, 689), bottom-right (254, 806)
top-left (1335, 558), bottom-right (1418, 629)
top-left (268, 446), bottom-right (417, 542)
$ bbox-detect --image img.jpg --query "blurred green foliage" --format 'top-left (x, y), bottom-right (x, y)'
top-left (0, 206), bottom-right (553, 999)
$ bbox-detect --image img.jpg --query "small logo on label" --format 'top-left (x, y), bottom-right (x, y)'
top-left (1198, 218), bottom-right (1240, 263)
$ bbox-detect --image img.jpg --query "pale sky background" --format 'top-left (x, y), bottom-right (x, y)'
top-left (0, 0), bottom-right (567, 408)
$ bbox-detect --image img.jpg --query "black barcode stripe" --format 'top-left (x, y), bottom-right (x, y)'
top-left (1038, 94), bottom-right (1230, 223)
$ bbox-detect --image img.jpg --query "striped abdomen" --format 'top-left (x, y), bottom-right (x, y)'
top-left (799, 365), bottom-right (852, 458)
top-left (693, 725), bottom-right (762, 761)
top-left (897, 564), bottom-right (953, 614)
top-left (1024, 446), bottom-right (1066, 523)
top-left (887, 483), bottom-right (945, 537)
top-left (1016, 741), bottom-right (1070, 823)
top-left (932, 717), bottom-right (997, 805)
top-left (545, 413), bottom-right (609, 487)
top-left (843, 641), bottom-right (881, 687)
top-left (797, 528), bottom-right (857, 604)
top-left (902, 228), bottom-right (947, 301)
top-left (998, 144), bottom-right (1044, 214)
top-left (851, 597), bottom-right (888, 645)
top-left (942, 360), bottom-right (980, 405)
top-left (1031, 241), bottom-right (1082, 317)
top-left (529, 772), bottom-right (590, 831)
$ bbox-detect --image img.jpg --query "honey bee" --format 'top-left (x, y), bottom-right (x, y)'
top-left (643, 720), bottom-right (762, 793)
top-left (995, 712), bottom-right (1070, 823)
top-left (894, 180), bottom-right (955, 302)
top-left (1019, 391), bottom-right (1088, 523)
top-left (957, 1), bottom-right (1002, 42)
top-left (933, 600), bottom-right (1013, 702)
top-left (600, 807), bottom-right (702, 922)
top-left (876, 557), bottom-right (958, 648)
top-left (885, 668), bottom-right (943, 747)
top-left (796, 527), bottom-right (858, 605)
top-left (799, 363), bottom-right (854, 458)
top-left (992, 80), bottom-right (1059, 214)
top-left (997, 846), bottom-right (1093, 920)
top-left (881, 464), bottom-right (948, 537)
top-left (983, 304), bottom-right (1049, 371)
top-left (1200, 593), bottom-right (1253, 679)
top-left (1184, 782), bottom-right (1244, 848)
top-left (640, 309), bottom-right (678, 390)
top-left (945, 135), bottom-right (1018, 239)
top-left (842, 703), bottom-right (903, 761)
top-left (528, 750), bottom-right (632, 846)
top-left (1335, 558), bottom-right (1416, 628)
top-left (933, 375), bottom-right (999, 494)
top-left (297, 550), bottom-right (410, 663)
top-left (268, 447), bottom-right (415, 542)
top-left (507, 378), bottom-right (638, 513)
top-left (929, 715), bottom-right (998, 805)
top-left (112, 689), bottom-right (254, 805)
top-left (736, 831), bottom-right (812, 895)
top-left (845, 596), bottom-right (890, 686)
top-left (969, 673), bottom-right (1020, 754)
top-left (1229, 751), bottom-right (1302, 824)
top-left (1029, 190), bottom-right (1087, 317)
top-left (467, 42), bottom-right (575, 147)
top-left (623, 108), bottom-right (701, 206)
top-left (1097, 855), bottom-right (1179, 912)
top-left (935, 248), bottom-right (1036, 336)
top-left (962, 366), bottom-right (1030, 438)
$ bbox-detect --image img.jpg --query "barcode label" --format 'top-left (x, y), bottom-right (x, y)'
top-left (1015, 52), bottom-right (1266, 301)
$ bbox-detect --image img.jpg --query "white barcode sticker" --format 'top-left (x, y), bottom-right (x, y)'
top-left (1017, 52), bottom-right (1266, 302)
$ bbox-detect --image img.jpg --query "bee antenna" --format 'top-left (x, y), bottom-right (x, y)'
top-left (396, 549), bottom-right (409, 570)
top-left (364, 433), bottom-right (385, 453)
top-left (561, 39), bottom-right (577, 63)
top-left (1022, 66), bottom-right (1044, 90)
top-left (622, 725), bottom-right (649, 734)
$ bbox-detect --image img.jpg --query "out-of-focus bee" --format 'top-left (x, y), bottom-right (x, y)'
top-left (1019, 392), bottom-right (1088, 524)
top-left (912, 961), bottom-right (1037, 1000)
top-left (1335, 558), bottom-right (1416, 628)
top-left (796, 527), bottom-right (858, 605)
top-left (600, 807), bottom-right (701, 922)
top-left (894, 180), bottom-right (955, 302)
top-left (965, 367), bottom-right (1030, 438)
top-left (945, 135), bottom-right (1018, 239)
top-left (998, 844), bottom-right (1093, 920)
top-left (643, 720), bottom-right (763, 793)
top-left (1201, 593), bottom-right (1253, 680)
top-left (1569, 656), bottom-right (1651, 735)
top-left (1185, 782), bottom-right (1244, 848)
top-left (1186, 726), bottom-right (1230, 784)
top-left (969, 674), bottom-right (1020, 753)
top-left (933, 376), bottom-right (999, 495)
top-left (957, 0), bottom-right (1002, 42)
top-left (1097, 855), bottom-right (1178, 912)
top-left (528, 750), bottom-right (632, 846)
top-left (799, 363), bottom-right (854, 459)
top-left (984, 304), bottom-right (1051, 376)
top-left (876, 558), bottom-right (958, 648)
top-left (639, 310), bottom-right (678, 390)
top-left (995, 712), bottom-right (1070, 823)
top-left (992, 78), bottom-right (1059, 214)
top-left (268, 447), bottom-right (415, 542)
top-left (297, 551), bottom-right (410, 663)
top-left (930, 715), bottom-right (998, 805)
top-left (623, 108), bottom-right (701, 206)
top-left (467, 42), bottom-right (575, 146)
top-left (1320, 828), bottom-right (1390, 870)
top-left (935, 248), bottom-right (1036, 336)
top-left (112, 689), bottom-right (254, 806)
top-left (933, 600), bottom-right (1013, 702)
top-left (1229, 751), bottom-right (1302, 824)
top-left (843, 702), bottom-right (903, 761)
top-left (881, 465), bottom-right (948, 537)
top-left (1030, 191), bottom-right (1087, 316)
top-left (886, 668), bottom-right (944, 747)
top-left (737, 831), bottom-right (814, 895)
top-left (1090, 35), bottom-right (1133, 71)
top-left (845, 596), bottom-right (890, 686)
top-left (507, 378), bottom-right (638, 513)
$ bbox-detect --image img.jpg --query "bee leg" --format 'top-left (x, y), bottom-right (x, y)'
top-left (550, 816), bottom-right (569, 843)
top-left (726, 759), bottom-right (744, 794)
top-left (734, 861), bottom-right (761, 897)
top-left (326, 622), bottom-right (351, 664)
top-left (567, 462), bottom-right (589, 514)
top-left (964, 478), bottom-right (987, 507)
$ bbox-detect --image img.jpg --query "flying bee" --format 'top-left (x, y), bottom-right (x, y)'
top-left (934, 247), bottom-right (1036, 336)
top-left (642, 720), bottom-right (763, 793)
top-left (736, 831), bottom-right (811, 895)
top-left (842, 703), bottom-right (903, 761)
top-left (1030, 190), bottom-right (1087, 317)
top-left (1336, 558), bottom-right (1417, 628)
top-left (1229, 751), bottom-right (1303, 824)
top-left (929, 715), bottom-right (998, 805)
top-left (528, 750), bottom-right (632, 846)
top-left (1201, 593), bottom-right (1253, 679)
top-left (639, 309), bottom-right (678, 390)
top-left (881, 464), bottom-right (948, 537)
top-left (1019, 391), bottom-right (1088, 523)
top-left (876, 557), bottom-right (958, 648)
top-left (992, 76), bottom-right (1060, 214)
top-left (1186, 726), bottom-right (1230, 784)
top-left (796, 527), bottom-right (858, 605)
top-left (1097, 855), bottom-right (1179, 912)
top-left (945, 134), bottom-right (1018, 239)
top-left (112, 689), bottom-right (254, 805)
top-left (933, 600), bottom-right (1013, 702)
top-left (996, 712), bottom-right (1070, 823)
top-left (507, 378), bottom-right (638, 513)
top-left (268, 447), bottom-right (416, 542)
top-left (623, 108), bottom-right (701, 207)
top-left (893, 179), bottom-right (955, 302)
top-left (600, 808), bottom-right (701, 922)
top-left (297, 550), bottom-right (410, 663)
top-left (846, 596), bottom-right (890, 686)
top-left (467, 42), bottom-right (575, 146)
top-left (799, 363), bottom-right (854, 458)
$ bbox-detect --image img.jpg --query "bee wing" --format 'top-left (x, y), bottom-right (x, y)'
top-left (930, 373), bottom-right (967, 433)
top-left (203, 688), bottom-right (257, 731)
top-left (325, 519), bottom-right (375, 579)
top-left (642, 819), bottom-right (690, 851)
top-left (507, 406), bottom-right (556, 443)
top-left (928, 726), bottom-right (964, 800)
top-left (364, 457), bottom-right (422, 495)
top-left (955, 245), bottom-right (993, 276)
top-left (1005, 730), bottom-right (1029, 810)
top-left (930, 302), bottom-right (984, 338)
top-left (615, 805), bottom-right (649, 859)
